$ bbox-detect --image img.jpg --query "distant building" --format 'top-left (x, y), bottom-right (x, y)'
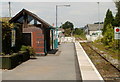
top-left (85, 24), bottom-right (103, 35)
top-left (85, 24), bottom-right (103, 41)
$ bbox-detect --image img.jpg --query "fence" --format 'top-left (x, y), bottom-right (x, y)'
top-left (58, 37), bottom-right (75, 43)
top-left (86, 35), bottom-right (103, 42)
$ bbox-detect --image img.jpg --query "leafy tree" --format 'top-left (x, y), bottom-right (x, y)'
top-left (73, 28), bottom-right (84, 35)
top-left (64, 28), bottom-right (72, 36)
top-left (100, 1), bottom-right (120, 52)
top-left (2, 21), bottom-right (13, 54)
top-left (61, 21), bottom-right (74, 30)
top-left (2, 20), bottom-right (22, 54)
top-left (60, 21), bottom-right (74, 36)
top-left (102, 24), bottom-right (114, 46)
top-left (114, 1), bottom-right (120, 51)
top-left (102, 9), bottom-right (114, 35)
top-left (102, 24), bottom-right (119, 50)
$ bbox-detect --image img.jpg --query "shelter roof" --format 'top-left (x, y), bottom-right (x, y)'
top-left (10, 9), bottom-right (53, 28)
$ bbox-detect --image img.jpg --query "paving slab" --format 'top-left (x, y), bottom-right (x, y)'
top-left (75, 41), bottom-right (104, 81)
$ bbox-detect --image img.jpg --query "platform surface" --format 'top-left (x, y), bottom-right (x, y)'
top-left (2, 43), bottom-right (81, 80)
top-left (2, 42), bottom-right (104, 81)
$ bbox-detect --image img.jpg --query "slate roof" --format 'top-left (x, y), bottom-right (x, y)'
top-left (87, 24), bottom-right (103, 31)
top-left (9, 9), bottom-right (53, 28)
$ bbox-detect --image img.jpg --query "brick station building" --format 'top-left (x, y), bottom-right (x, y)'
top-left (10, 9), bottom-right (55, 55)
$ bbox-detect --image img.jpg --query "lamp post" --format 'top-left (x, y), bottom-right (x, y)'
top-left (97, 2), bottom-right (101, 38)
top-left (97, 2), bottom-right (100, 30)
top-left (55, 4), bottom-right (70, 48)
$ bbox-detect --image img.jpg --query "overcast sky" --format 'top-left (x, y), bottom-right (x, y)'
top-left (1, 2), bottom-right (116, 28)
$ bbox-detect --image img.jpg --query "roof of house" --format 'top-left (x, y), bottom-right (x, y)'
top-left (9, 9), bottom-right (53, 28)
top-left (87, 24), bottom-right (103, 31)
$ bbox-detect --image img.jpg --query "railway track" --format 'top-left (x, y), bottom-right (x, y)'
top-left (76, 37), bottom-right (120, 75)
top-left (85, 42), bottom-right (120, 72)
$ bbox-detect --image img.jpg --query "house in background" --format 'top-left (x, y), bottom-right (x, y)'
top-left (85, 24), bottom-right (103, 41)
top-left (9, 9), bottom-right (55, 55)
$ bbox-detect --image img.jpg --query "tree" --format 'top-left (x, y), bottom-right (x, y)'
top-left (61, 21), bottom-right (74, 30)
top-left (102, 24), bottom-right (114, 46)
top-left (60, 21), bottom-right (74, 36)
top-left (100, 1), bottom-right (120, 52)
top-left (102, 24), bottom-right (120, 50)
top-left (64, 28), bottom-right (71, 36)
top-left (2, 20), bottom-right (22, 54)
top-left (115, 1), bottom-right (120, 12)
top-left (102, 9), bottom-right (114, 35)
top-left (73, 28), bottom-right (84, 35)
top-left (2, 21), bottom-right (13, 54)
top-left (113, 1), bottom-right (120, 26)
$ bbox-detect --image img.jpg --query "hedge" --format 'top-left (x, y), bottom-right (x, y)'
top-left (0, 51), bottom-right (30, 69)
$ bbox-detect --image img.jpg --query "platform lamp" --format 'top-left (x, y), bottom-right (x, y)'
top-left (55, 4), bottom-right (70, 48)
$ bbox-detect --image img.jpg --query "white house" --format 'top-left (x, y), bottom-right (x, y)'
top-left (85, 24), bottom-right (103, 41)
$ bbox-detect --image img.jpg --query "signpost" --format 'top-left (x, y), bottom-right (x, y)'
top-left (114, 27), bottom-right (120, 39)
top-left (114, 27), bottom-right (120, 70)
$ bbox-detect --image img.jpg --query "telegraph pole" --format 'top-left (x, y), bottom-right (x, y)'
top-left (8, 2), bottom-right (11, 17)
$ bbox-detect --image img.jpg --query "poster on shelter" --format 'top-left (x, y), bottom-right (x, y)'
top-left (11, 29), bottom-right (16, 47)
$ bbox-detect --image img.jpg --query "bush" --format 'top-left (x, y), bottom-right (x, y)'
top-left (2, 21), bottom-right (22, 54)
top-left (2, 28), bottom-right (11, 54)
top-left (2, 21), bottom-right (14, 54)
top-left (1, 51), bottom-right (30, 69)
top-left (20, 45), bottom-right (36, 58)
top-left (101, 24), bottom-right (120, 50)
top-left (27, 46), bottom-right (36, 57)
top-left (73, 28), bottom-right (84, 35)
top-left (20, 45), bottom-right (28, 51)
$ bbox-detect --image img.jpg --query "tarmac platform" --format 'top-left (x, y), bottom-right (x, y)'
top-left (1, 42), bottom-right (104, 82)
top-left (2, 43), bottom-right (81, 81)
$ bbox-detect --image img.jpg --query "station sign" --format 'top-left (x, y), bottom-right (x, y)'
top-left (114, 27), bottom-right (120, 39)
